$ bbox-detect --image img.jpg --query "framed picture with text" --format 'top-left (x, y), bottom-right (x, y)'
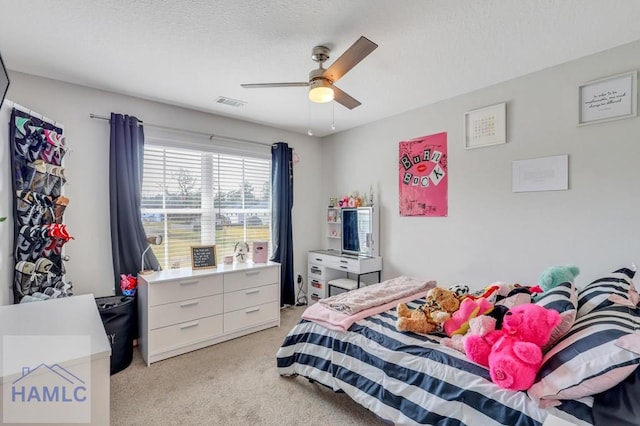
top-left (190, 245), bottom-right (217, 270)
top-left (578, 71), bottom-right (637, 125)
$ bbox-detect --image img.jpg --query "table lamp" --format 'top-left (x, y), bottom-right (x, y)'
top-left (140, 235), bottom-right (163, 275)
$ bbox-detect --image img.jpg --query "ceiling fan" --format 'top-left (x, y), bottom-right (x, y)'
top-left (241, 36), bottom-right (378, 109)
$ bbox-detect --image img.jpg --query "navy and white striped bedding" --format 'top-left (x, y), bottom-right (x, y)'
top-left (529, 266), bottom-right (640, 404)
top-left (277, 299), bottom-right (593, 425)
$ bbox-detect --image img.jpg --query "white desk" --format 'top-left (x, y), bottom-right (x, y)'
top-left (0, 294), bottom-right (111, 425)
top-left (307, 250), bottom-right (382, 302)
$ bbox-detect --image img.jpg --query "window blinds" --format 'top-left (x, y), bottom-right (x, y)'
top-left (141, 144), bottom-right (271, 269)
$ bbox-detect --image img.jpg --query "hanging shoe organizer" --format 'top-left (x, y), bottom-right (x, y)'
top-left (9, 107), bottom-right (73, 303)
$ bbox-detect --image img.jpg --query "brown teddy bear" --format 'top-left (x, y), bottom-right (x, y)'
top-left (396, 287), bottom-right (461, 334)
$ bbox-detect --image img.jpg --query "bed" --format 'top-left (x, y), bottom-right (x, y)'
top-left (276, 267), bottom-right (640, 425)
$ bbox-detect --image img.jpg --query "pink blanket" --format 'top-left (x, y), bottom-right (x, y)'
top-left (319, 276), bottom-right (436, 315)
top-left (302, 288), bottom-right (432, 332)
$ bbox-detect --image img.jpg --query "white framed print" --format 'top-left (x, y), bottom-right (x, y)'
top-left (464, 102), bottom-right (506, 149)
top-left (512, 155), bottom-right (568, 193)
top-left (578, 71), bottom-right (637, 125)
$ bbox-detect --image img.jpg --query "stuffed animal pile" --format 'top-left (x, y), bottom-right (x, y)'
top-left (394, 265), bottom-right (577, 391)
top-left (464, 303), bottom-right (561, 390)
top-left (396, 287), bottom-right (461, 334)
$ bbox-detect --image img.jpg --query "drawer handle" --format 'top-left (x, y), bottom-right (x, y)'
top-left (180, 300), bottom-right (200, 308)
top-left (179, 280), bottom-right (199, 286)
top-left (339, 266), bottom-right (348, 270)
top-left (245, 271), bottom-right (260, 276)
top-left (339, 260), bottom-right (348, 264)
top-left (245, 307), bottom-right (260, 314)
top-left (179, 321), bottom-right (199, 329)
top-left (245, 289), bottom-right (260, 295)
top-left (314, 258), bottom-right (323, 262)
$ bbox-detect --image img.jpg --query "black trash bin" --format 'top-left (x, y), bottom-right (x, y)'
top-left (96, 296), bottom-right (135, 375)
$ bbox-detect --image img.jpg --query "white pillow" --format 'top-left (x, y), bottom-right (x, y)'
top-left (577, 266), bottom-right (636, 317)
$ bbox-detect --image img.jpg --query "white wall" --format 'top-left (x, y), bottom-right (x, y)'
top-left (322, 40), bottom-right (640, 290)
top-left (3, 40), bottom-right (639, 305)
top-left (0, 73), bottom-right (324, 304)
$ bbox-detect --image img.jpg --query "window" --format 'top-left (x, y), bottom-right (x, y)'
top-left (141, 142), bottom-right (271, 270)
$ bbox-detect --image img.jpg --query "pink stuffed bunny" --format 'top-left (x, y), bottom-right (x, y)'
top-left (464, 304), bottom-right (561, 390)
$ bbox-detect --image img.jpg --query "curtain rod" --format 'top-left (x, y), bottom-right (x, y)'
top-left (89, 113), bottom-right (272, 147)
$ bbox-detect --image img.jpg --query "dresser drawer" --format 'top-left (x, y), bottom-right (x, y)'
top-left (149, 314), bottom-right (223, 354)
top-left (308, 264), bottom-right (326, 279)
top-left (309, 277), bottom-right (327, 294)
top-left (223, 301), bottom-right (279, 333)
top-left (330, 256), bottom-right (359, 273)
top-left (308, 252), bottom-right (330, 265)
top-left (224, 266), bottom-right (278, 292)
top-left (149, 274), bottom-right (223, 306)
top-left (224, 283), bottom-right (279, 312)
top-left (149, 294), bottom-right (223, 329)
top-left (309, 292), bottom-right (322, 305)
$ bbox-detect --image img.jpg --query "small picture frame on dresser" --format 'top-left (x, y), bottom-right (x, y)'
top-left (190, 245), bottom-right (217, 270)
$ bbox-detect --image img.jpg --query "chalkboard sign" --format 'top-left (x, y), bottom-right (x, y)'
top-left (190, 245), bottom-right (217, 270)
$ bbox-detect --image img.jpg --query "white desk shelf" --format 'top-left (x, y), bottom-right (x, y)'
top-left (307, 250), bottom-right (382, 303)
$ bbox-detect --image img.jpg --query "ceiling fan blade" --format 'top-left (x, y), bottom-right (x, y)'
top-left (323, 36), bottom-right (378, 83)
top-left (241, 82), bottom-right (309, 88)
top-left (332, 85), bottom-right (361, 109)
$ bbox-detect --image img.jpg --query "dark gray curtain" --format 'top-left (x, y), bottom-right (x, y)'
top-left (109, 113), bottom-right (159, 294)
top-left (270, 142), bottom-right (294, 306)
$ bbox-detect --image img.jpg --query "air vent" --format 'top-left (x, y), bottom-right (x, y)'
top-left (215, 96), bottom-right (246, 108)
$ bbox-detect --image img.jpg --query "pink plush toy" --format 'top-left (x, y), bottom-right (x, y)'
top-left (443, 297), bottom-right (493, 336)
top-left (441, 315), bottom-right (496, 354)
top-left (464, 304), bottom-right (561, 391)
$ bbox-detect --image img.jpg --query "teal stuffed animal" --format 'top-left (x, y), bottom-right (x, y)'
top-left (539, 265), bottom-right (580, 292)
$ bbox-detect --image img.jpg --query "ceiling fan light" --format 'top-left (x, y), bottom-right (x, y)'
top-left (308, 79), bottom-right (334, 103)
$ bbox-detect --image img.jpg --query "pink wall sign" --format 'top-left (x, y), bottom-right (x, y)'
top-left (399, 132), bottom-right (448, 217)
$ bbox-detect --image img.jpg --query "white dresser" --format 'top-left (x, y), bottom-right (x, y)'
top-left (137, 261), bottom-right (280, 365)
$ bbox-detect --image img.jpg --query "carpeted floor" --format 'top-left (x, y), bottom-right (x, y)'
top-left (110, 305), bottom-right (387, 425)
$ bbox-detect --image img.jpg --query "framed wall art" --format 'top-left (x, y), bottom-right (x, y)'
top-left (512, 155), bottom-right (568, 193)
top-left (464, 102), bottom-right (506, 149)
top-left (578, 71), bottom-right (637, 125)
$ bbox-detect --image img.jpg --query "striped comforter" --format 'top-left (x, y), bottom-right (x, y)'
top-left (276, 298), bottom-right (594, 425)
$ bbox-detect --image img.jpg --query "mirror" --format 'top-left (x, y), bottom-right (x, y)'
top-left (342, 207), bottom-right (373, 256)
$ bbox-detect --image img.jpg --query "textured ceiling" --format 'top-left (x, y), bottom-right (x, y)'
top-left (1, 0), bottom-right (640, 137)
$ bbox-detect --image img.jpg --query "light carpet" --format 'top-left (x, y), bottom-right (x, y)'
top-left (110, 305), bottom-right (387, 425)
